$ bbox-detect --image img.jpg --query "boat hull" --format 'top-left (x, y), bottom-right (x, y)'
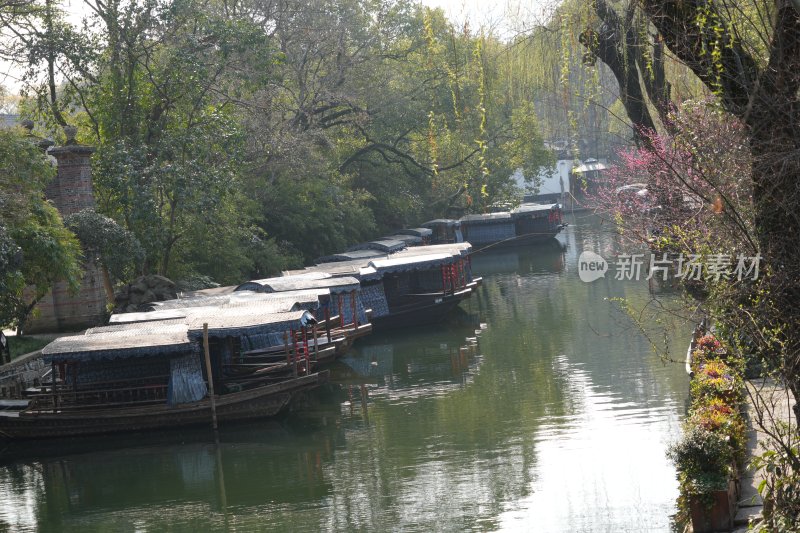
top-left (371, 289), bottom-right (473, 330)
top-left (0, 371), bottom-right (328, 440)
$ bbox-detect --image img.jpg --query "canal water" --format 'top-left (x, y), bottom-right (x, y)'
top-left (0, 215), bottom-right (691, 532)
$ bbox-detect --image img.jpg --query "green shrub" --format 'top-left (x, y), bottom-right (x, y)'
top-left (668, 425), bottom-right (734, 494)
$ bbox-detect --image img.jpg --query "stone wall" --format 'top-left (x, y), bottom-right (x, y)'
top-left (44, 146), bottom-right (97, 216)
top-left (0, 352), bottom-right (47, 398)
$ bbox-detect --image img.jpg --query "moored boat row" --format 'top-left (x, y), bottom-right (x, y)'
top-left (420, 202), bottom-right (565, 249)
top-left (1, 203), bottom-right (564, 441)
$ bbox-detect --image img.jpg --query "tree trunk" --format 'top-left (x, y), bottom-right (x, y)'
top-left (750, 122), bottom-right (800, 428)
top-left (640, 0), bottom-right (800, 428)
top-left (101, 264), bottom-right (115, 306)
top-left (580, 1), bottom-right (658, 145)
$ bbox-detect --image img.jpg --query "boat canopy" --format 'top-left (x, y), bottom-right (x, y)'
top-left (511, 203), bottom-right (559, 218)
top-left (42, 323), bottom-right (194, 363)
top-left (186, 309), bottom-right (316, 340)
top-left (360, 253), bottom-right (455, 280)
top-left (394, 227), bottom-right (433, 238)
top-left (237, 272), bottom-right (331, 289)
top-left (148, 289), bottom-right (325, 310)
top-left (238, 275), bottom-right (361, 294)
top-left (460, 212), bottom-right (513, 224)
top-left (180, 285), bottom-right (237, 298)
top-left (346, 239), bottom-right (407, 253)
top-left (109, 309), bottom-right (187, 324)
top-left (220, 293), bottom-right (321, 312)
top-left (422, 219), bottom-right (460, 228)
top-left (385, 234), bottom-right (423, 245)
top-left (315, 249), bottom-right (385, 264)
top-left (394, 243), bottom-right (471, 258)
top-left (285, 243), bottom-right (472, 281)
top-left (293, 259), bottom-right (371, 277)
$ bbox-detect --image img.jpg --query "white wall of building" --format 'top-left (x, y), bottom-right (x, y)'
top-left (512, 160), bottom-right (574, 197)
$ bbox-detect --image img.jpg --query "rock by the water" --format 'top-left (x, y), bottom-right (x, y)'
top-left (114, 275), bottom-right (178, 313)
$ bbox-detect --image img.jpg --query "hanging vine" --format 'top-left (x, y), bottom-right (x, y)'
top-left (473, 35), bottom-right (490, 209)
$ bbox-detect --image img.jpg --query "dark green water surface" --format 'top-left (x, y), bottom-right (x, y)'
top-left (0, 215), bottom-right (691, 532)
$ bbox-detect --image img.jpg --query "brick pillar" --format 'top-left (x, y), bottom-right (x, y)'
top-left (25, 129), bottom-right (107, 333)
top-left (46, 131), bottom-right (97, 215)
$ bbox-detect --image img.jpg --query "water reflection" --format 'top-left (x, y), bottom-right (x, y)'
top-left (470, 238), bottom-right (566, 277)
top-left (0, 215), bottom-right (691, 532)
top-left (333, 322), bottom-right (484, 405)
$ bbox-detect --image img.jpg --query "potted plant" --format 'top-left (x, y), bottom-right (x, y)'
top-left (669, 425), bottom-right (738, 532)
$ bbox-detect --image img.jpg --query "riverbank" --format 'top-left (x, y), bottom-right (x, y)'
top-left (734, 379), bottom-right (797, 531)
top-left (0, 330), bottom-right (69, 398)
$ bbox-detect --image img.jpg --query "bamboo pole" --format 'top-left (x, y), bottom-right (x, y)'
top-left (214, 436), bottom-right (228, 514)
top-left (202, 323), bottom-right (219, 432)
top-left (360, 384), bottom-right (369, 423)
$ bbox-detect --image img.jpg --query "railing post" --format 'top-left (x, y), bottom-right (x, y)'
top-left (302, 327), bottom-right (309, 375)
top-left (291, 329), bottom-right (299, 377)
top-left (51, 361), bottom-right (57, 412)
top-left (313, 325), bottom-right (319, 362)
top-left (324, 306), bottom-right (332, 343)
top-left (351, 290), bottom-right (358, 328)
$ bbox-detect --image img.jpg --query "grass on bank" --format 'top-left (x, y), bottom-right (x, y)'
top-left (7, 336), bottom-right (50, 360)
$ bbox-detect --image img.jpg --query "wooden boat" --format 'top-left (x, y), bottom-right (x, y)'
top-left (362, 253), bottom-right (474, 330)
top-left (284, 243), bottom-right (480, 330)
top-left (422, 205), bottom-right (565, 248)
top-left (233, 275), bottom-right (373, 355)
top-left (0, 319), bottom-right (329, 440)
top-left (421, 219), bottom-right (463, 244)
top-left (459, 203), bottom-right (565, 248)
top-left (119, 281), bottom-right (371, 362)
top-left (368, 288), bottom-right (473, 329)
top-left (0, 372), bottom-right (326, 440)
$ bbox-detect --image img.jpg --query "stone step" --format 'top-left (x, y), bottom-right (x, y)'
top-left (734, 505), bottom-right (762, 526)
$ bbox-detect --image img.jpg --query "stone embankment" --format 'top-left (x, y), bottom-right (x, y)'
top-left (0, 348), bottom-right (48, 398)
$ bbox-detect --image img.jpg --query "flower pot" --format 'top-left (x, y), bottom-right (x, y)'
top-left (688, 478), bottom-right (737, 533)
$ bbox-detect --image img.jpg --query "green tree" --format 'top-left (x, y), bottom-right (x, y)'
top-left (64, 208), bottom-right (144, 300)
top-left (19, 0), bottom-right (292, 282)
top-left (0, 129), bottom-right (82, 333)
